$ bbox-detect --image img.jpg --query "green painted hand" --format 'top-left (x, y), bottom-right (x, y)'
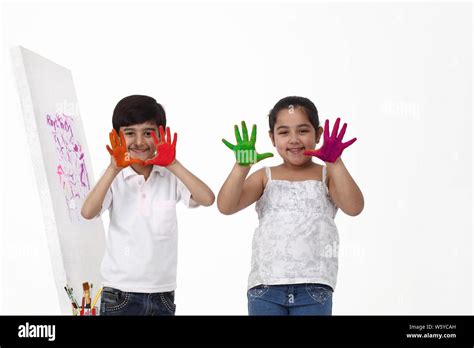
top-left (222, 121), bottom-right (273, 166)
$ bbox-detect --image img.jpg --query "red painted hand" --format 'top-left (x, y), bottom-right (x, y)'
top-left (144, 126), bottom-right (177, 167)
top-left (304, 118), bottom-right (357, 163)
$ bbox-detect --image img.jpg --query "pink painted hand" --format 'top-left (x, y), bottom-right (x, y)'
top-left (303, 118), bottom-right (357, 163)
top-left (143, 126), bottom-right (177, 167)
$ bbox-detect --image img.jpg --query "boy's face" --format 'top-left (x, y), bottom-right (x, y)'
top-left (120, 121), bottom-right (160, 162)
top-left (269, 107), bottom-right (323, 166)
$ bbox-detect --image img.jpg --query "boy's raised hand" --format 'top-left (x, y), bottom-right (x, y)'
top-left (222, 121), bottom-right (273, 166)
top-left (143, 126), bottom-right (177, 167)
top-left (304, 118), bottom-right (357, 163)
top-left (106, 129), bottom-right (144, 168)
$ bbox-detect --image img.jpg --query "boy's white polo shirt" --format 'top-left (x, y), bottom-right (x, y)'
top-left (98, 165), bottom-right (198, 293)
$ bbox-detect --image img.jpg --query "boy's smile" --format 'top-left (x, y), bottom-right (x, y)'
top-left (129, 147), bottom-right (152, 157)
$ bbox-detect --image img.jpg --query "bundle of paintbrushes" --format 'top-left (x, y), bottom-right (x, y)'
top-left (64, 282), bottom-right (102, 316)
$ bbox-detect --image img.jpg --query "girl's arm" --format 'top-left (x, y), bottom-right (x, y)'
top-left (81, 164), bottom-right (121, 219)
top-left (327, 158), bottom-right (364, 216)
top-left (167, 160), bottom-right (215, 207)
top-left (217, 164), bottom-right (265, 215)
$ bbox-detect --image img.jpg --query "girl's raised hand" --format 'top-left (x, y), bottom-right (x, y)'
top-left (222, 121), bottom-right (273, 166)
top-left (106, 129), bottom-right (144, 168)
top-left (143, 126), bottom-right (177, 167)
top-left (304, 118), bottom-right (357, 163)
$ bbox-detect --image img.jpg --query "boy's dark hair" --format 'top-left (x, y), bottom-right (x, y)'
top-left (112, 95), bottom-right (166, 132)
top-left (268, 96), bottom-right (320, 132)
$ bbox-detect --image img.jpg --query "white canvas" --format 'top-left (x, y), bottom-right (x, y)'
top-left (10, 46), bottom-right (105, 314)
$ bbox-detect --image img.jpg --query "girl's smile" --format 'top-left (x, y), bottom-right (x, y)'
top-left (286, 146), bottom-right (305, 155)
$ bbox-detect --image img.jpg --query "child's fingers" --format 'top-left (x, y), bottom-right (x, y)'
top-left (241, 121), bottom-right (249, 142)
top-left (166, 127), bottom-right (171, 144)
top-left (256, 152), bottom-right (274, 162)
top-left (109, 131), bottom-right (117, 148)
top-left (303, 150), bottom-right (318, 156)
top-left (129, 157), bottom-right (144, 165)
top-left (115, 131), bottom-right (122, 148)
top-left (159, 126), bottom-right (165, 143)
top-left (323, 120), bottom-right (330, 140)
top-left (119, 130), bottom-right (127, 149)
top-left (337, 122), bottom-right (347, 141)
top-left (222, 138), bottom-right (235, 151)
top-left (112, 129), bottom-right (120, 147)
top-left (250, 124), bottom-right (257, 144)
top-left (331, 118), bottom-right (341, 138)
top-left (342, 137), bottom-right (357, 149)
top-left (234, 125), bottom-right (243, 144)
top-left (106, 145), bottom-right (113, 155)
top-left (172, 132), bottom-right (177, 147)
top-left (151, 131), bottom-right (160, 145)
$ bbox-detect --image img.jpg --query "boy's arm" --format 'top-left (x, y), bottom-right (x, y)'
top-left (327, 158), bottom-right (364, 216)
top-left (166, 160), bottom-right (215, 207)
top-left (217, 164), bottom-right (265, 215)
top-left (81, 164), bottom-right (121, 219)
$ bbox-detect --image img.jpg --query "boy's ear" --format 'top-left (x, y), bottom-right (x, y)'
top-left (268, 130), bottom-right (275, 146)
top-left (315, 126), bottom-right (323, 144)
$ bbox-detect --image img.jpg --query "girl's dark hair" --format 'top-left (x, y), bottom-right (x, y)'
top-left (268, 96), bottom-right (319, 132)
top-left (112, 95), bottom-right (166, 133)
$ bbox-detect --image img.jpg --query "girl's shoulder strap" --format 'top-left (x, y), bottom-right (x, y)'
top-left (322, 165), bottom-right (329, 195)
top-left (265, 166), bottom-right (272, 181)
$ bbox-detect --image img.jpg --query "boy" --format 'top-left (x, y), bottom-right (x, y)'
top-left (81, 95), bottom-right (215, 315)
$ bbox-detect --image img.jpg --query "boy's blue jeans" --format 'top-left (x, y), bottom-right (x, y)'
top-left (247, 283), bottom-right (333, 316)
top-left (100, 287), bottom-right (176, 316)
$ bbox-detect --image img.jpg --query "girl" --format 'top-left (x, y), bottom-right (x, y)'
top-left (217, 96), bottom-right (364, 316)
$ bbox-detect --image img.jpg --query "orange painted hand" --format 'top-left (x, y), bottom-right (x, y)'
top-left (144, 126), bottom-right (177, 167)
top-left (106, 129), bottom-right (144, 168)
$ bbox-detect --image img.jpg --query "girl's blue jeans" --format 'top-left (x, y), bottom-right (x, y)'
top-left (100, 287), bottom-right (176, 316)
top-left (247, 283), bottom-right (333, 316)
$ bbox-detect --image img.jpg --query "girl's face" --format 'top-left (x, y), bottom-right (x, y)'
top-left (120, 121), bottom-right (160, 162)
top-left (270, 107), bottom-right (323, 167)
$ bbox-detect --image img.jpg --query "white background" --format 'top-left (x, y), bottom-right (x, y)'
top-left (1, 1), bottom-right (472, 315)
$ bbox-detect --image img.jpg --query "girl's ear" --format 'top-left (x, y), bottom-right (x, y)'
top-left (268, 130), bottom-right (275, 146)
top-left (315, 126), bottom-right (323, 144)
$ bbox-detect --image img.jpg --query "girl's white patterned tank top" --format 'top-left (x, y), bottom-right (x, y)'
top-left (248, 165), bottom-right (339, 291)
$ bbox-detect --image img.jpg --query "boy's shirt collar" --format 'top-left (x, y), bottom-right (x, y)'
top-left (122, 165), bottom-right (165, 180)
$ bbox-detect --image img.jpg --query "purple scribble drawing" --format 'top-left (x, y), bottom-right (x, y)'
top-left (47, 113), bottom-right (90, 223)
